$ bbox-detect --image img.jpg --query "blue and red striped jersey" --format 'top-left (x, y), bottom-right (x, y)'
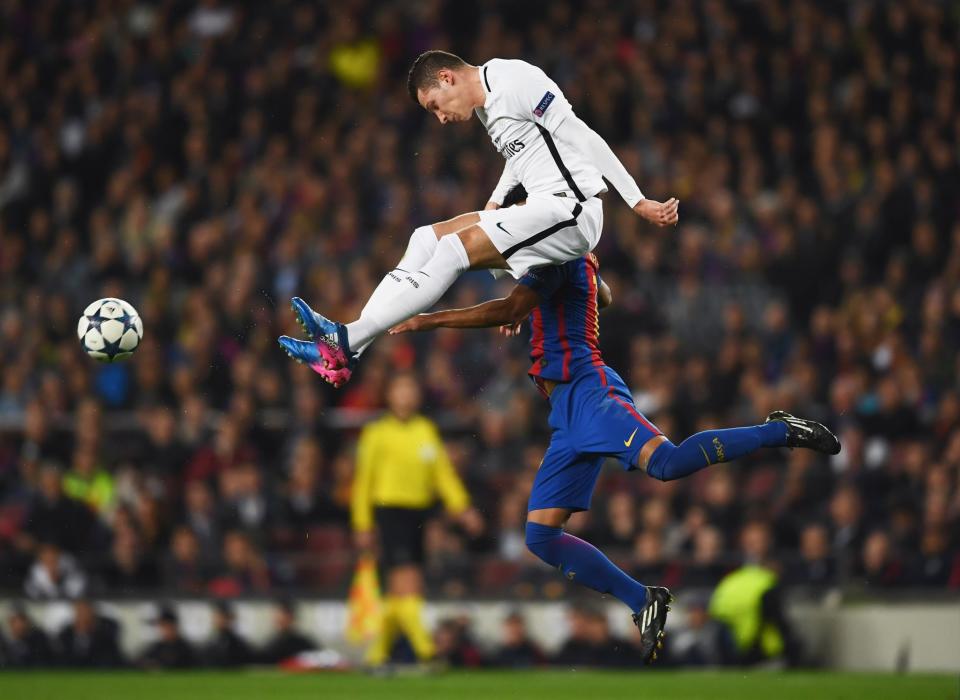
top-left (518, 253), bottom-right (604, 384)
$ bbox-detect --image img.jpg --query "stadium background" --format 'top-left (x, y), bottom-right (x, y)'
top-left (1, 0), bottom-right (959, 683)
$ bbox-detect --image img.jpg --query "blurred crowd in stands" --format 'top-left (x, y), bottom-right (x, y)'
top-left (0, 597), bottom-right (744, 669)
top-left (1, 0), bottom-right (960, 611)
top-left (1, 598), bottom-right (332, 669)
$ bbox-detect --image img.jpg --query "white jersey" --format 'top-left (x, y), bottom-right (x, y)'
top-left (476, 58), bottom-right (606, 202)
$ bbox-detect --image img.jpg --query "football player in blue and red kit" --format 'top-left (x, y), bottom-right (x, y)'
top-left (390, 251), bottom-right (840, 665)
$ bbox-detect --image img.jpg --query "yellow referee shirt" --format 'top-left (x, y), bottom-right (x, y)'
top-left (351, 414), bottom-right (470, 533)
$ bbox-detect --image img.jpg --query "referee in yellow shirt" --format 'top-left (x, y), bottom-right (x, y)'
top-left (352, 372), bottom-right (483, 666)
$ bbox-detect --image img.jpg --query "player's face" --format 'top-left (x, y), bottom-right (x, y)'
top-left (418, 71), bottom-right (473, 125)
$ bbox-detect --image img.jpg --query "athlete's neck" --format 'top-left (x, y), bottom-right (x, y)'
top-left (465, 65), bottom-right (486, 109)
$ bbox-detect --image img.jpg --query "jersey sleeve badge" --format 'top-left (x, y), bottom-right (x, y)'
top-left (533, 91), bottom-right (556, 117)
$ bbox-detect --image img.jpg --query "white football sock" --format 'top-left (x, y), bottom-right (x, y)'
top-left (346, 234), bottom-right (470, 351)
top-left (352, 225), bottom-right (439, 356)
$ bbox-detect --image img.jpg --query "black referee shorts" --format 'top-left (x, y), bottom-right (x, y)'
top-left (374, 506), bottom-right (429, 570)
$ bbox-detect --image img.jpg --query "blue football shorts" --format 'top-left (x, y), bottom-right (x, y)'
top-left (528, 365), bottom-right (662, 512)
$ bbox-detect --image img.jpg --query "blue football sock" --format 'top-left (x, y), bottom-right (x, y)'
top-left (525, 522), bottom-right (648, 613)
top-left (646, 422), bottom-right (788, 482)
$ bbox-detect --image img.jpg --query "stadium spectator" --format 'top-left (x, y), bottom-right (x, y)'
top-left (217, 462), bottom-right (278, 540)
top-left (584, 609), bottom-right (636, 668)
top-left (700, 470), bottom-right (742, 539)
top-left (0, 605), bottom-right (53, 668)
top-left (137, 605), bottom-right (197, 670)
top-left (474, 408), bottom-right (528, 478)
top-left (423, 517), bottom-right (474, 597)
top-left (665, 504), bottom-right (710, 557)
top-left (131, 492), bottom-right (166, 554)
top-left (740, 521), bottom-right (775, 567)
top-left (99, 523), bottom-right (159, 594)
top-left (858, 531), bottom-right (905, 589)
top-left (551, 604), bottom-right (604, 668)
top-left (493, 491), bottom-right (527, 562)
top-left (23, 542), bottom-right (88, 600)
top-left (771, 450), bottom-right (835, 550)
top-left (488, 611), bottom-right (545, 668)
top-left (17, 463), bottom-right (99, 555)
top-left (910, 527), bottom-right (959, 587)
top-left (162, 526), bottom-right (209, 594)
top-left (134, 405), bottom-right (189, 479)
top-left (682, 526), bottom-right (728, 589)
top-left (203, 601), bottom-right (253, 668)
top-left (785, 523), bottom-right (836, 589)
top-left (258, 599), bottom-right (318, 664)
top-left (631, 530), bottom-right (669, 584)
top-left (828, 486), bottom-right (866, 573)
top-left (15, 401), bottom-right (61, 465)
top-left (550, 604), bottom-right (635, 668)
top-left (710, 562), bottom-right (802, 667)
top-left (208, 530), bottom-right (271, 596)
top-left (432, 616), bottom-right (483, 668)
top-left (185, 418), bottom-right (257, 484)
top-left (595, 491), bottom-right (638, 550)
top-left (180, 481), bottom-right (221, 561)
top-left (62, 445), bottom-right (115, 518)
top-left (55, 600), bottom-right (124, 668)
top-left (667, 593), bottom-right (737, 667)
top-left (275, 437), bottom-right (346, 544)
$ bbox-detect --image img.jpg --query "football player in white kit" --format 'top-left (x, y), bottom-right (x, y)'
top-left (279, 50), bottom-right (679, 386)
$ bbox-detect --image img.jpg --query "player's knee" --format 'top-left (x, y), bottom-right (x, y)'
top-left (412, 224), bottom-right (439, 245)
top-left (454, 225), bottom-right (506, 269)
top-left (644, 439), bottom-right (677, 481)
top-left (431, 231), bottom-right (471, 270)
top-left (525, 521), bottom-right (562, 559)
top-left (398, 225), bottom-right (440, 270)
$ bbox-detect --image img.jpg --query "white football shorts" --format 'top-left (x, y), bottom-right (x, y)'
top-left (477, 193), bottom-right (604, 279)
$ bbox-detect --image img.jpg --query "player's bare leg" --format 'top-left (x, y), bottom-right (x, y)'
top-left (432, 211), bottom-right (481, 237)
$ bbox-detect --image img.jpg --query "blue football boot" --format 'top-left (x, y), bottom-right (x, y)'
top-left (290, 297), bottom-right (336, 341)
top-left (278, 336), bottom-right (355, 388)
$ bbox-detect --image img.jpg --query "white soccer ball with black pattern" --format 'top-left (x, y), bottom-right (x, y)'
top-left (77, 298), bottom-right (143, 362)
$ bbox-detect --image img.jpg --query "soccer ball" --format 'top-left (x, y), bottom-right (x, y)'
top-left (77, 298), bottom-right (143, 362)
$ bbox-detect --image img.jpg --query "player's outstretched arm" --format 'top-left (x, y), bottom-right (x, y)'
top-left (553, 114), bottom-right (679, 226)
top-left (389, 284), bottom-right (540, 334)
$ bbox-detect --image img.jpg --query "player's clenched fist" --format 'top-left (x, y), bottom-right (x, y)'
top-left (633, 198), bottom-right (679, 227)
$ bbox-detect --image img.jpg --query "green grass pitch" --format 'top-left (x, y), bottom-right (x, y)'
top-left (0, 670), bottom-right (956, 700)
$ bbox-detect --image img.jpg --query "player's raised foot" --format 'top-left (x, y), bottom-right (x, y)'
top-left (633, 586), bottom-right (672, 665)
top-left (286, 299), bottom-right (353, 370)
top-left (290, 297), bottom-right (338, 341)
top-left (278, 336), bottom-right (355, 388)
top-left (765, 410), bottom-right (841, 455)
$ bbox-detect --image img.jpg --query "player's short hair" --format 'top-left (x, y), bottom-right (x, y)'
top-left (407, 50), bottom-right (468, 103)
